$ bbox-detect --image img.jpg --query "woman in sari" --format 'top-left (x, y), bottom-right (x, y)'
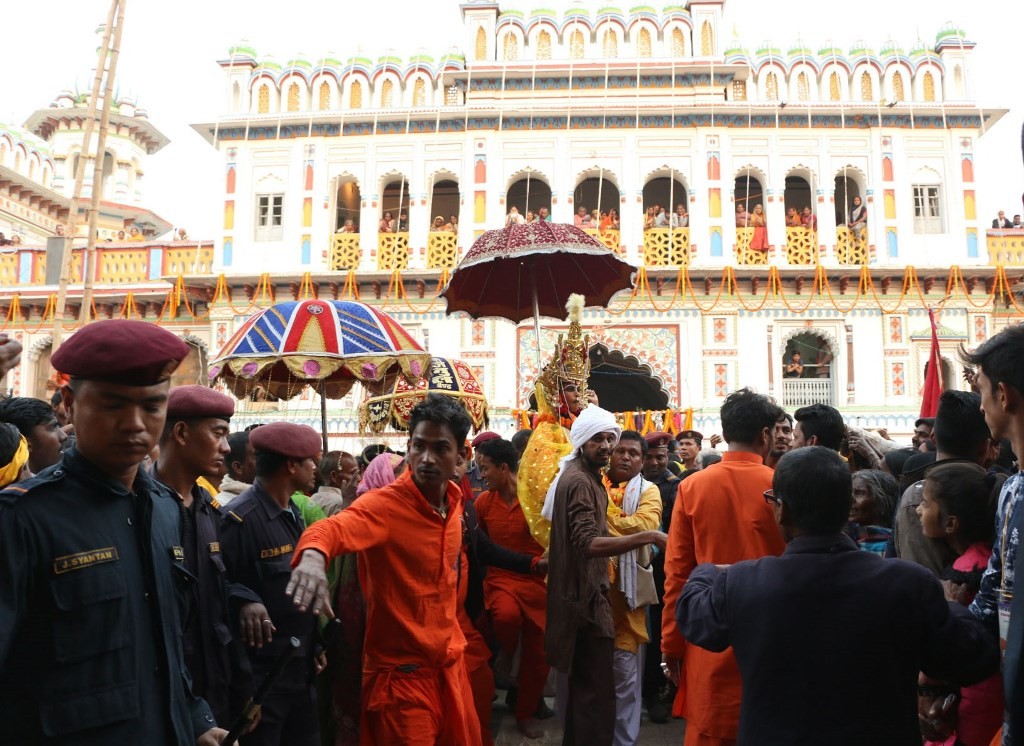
top-left (750, 203), bottom-right (769, 250)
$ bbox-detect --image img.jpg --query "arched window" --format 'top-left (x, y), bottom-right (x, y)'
top-left (892, 71), bottom-right (905, 100)
top-left (797, 72), bottom-right (810, 101)
top-left (860, 71), bottom-right (873, 101)
top-left (537, 29), bottom-right (552, 59)
top-left (672, 27), bottom-right (686, 56)
top-left (765, 71), bottom-right (779, 100)
top-left (700, 20), bottom-right (713, 55)
top-left (923, 71), bottom-right (936, 101)
top-left (381, 79), bottom-right (394, 107)
top-left (349, 80), bottom-right (363, 109)
top-left (318, 80), bottom-right (331, 110)
top-left (829, 71), bottom-right (841, 101)
top-left (475, 27), bottom-right (487, 60)
top-left (257, 83), bottom-right (270, 113)
top-left (413, 78), bottom-right (426, 106)
top-left (638, 27), bottom-right (652, 57)
top-left (602, 29), bottom-right (618, 57)
top-left (502, 32), bottom-right (519, 60)
top-left (287, 82), bottom-right (300, 112)
top-left (570, 29), bottom-right (585, 59)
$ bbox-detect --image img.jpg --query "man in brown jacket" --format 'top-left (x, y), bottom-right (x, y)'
top-left (544, 406), bottom-right (666, 745)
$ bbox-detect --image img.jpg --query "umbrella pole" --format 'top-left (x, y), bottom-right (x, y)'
top-left (319, 380), bottom-right (329, 455)
top-left (531, 263), bottom-right (542, 369)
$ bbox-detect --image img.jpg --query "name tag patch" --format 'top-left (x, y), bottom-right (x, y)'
top-left (208, 542), bottom-right (221, 554)
top-left (260, 543), bottom-right (294, 559)
top-left (53, 547), bottom-right (119, 575)
top-left (171, 546), bottom-right (185, 561)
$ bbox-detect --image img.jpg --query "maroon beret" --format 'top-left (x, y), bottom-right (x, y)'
top-left (678, 430), bottom-right (704, 444)
top-left (645, 431), bottom-right (672, 449)
top-left (249, 422), bottom-right (322, 460)
top-left (470, 431), bottom-right (501, 448)
top-left (167, 385), bottom-right (235, 420)
top-left (52, 320), bottom-right (190, 386)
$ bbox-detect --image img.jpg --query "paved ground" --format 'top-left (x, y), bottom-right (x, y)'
top-left (491, 691), bottom-right (686, 745)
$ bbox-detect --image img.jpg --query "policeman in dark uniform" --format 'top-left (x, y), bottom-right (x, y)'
top-left (676, 429), bottom-right (705, 477)
top-left (152, 384), bottom-right (262, 725)
top-left (220, 421), bottom-right (324, 746)
top-left (0, 319), bottom-right (225, 745)
top-left (641, 431), bottom-right (682, 724)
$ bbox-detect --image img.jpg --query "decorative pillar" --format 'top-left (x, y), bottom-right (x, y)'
top-left (766, 324), bottom-right (775, 399)
top-left (221, 148), bottom-right (237, 270)
top-left (845, 324), bottom-right (855, 406)
top-left (766, 185), bottom-right (786, 256)
top-left (301, 144), bottom-right (314, 266)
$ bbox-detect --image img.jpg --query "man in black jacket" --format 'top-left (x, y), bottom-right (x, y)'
top-left (994, 211), bottom-right (1014, 228)
top-left (677, 446), bottom-right (999, 746)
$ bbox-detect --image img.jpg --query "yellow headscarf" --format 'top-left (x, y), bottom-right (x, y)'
top-left (0, 436), bottom-right (29, 489)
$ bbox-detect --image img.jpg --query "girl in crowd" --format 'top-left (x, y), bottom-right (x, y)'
top-left (846, 469), bottom-right (899, 555)
top-left (378, 211), bottom-right (394, 234)
top-left (430, 216), bottom-right (446, 232)
top-left (749, 203), bottom-right (769, 250)
top-left (786, 207), bottom-right (803, 227)
top-left (917, 462), bottom-right (1002, 746)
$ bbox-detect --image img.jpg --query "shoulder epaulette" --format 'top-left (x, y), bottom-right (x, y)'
top-left (210, 496), bottom-right (222, 510)
top-left (0, 468), bottom-right (66, 500)
top-left (227, 510), bottom-right (243, 523)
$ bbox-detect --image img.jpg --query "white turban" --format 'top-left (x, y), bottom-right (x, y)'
top-left (541, 406), bottom-right (621, 521)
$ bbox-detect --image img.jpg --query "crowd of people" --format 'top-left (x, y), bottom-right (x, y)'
top-left (992, 211), bottom-right (1023, 229)
top-left (1, 310), bottom-right (1024, 746)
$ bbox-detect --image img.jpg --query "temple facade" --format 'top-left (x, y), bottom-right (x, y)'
top-left (2, 1), bottom-right (1019, 447)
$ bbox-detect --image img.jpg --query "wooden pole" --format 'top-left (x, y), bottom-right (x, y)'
top-left (319, 380), bottom-right (329, 455)
top-left (52, 0), bottom-right (119, 350)
top-left (81, 0), bottom-right (127, 323)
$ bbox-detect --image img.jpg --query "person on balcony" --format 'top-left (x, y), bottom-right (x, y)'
top-left (654, 207), bottom-right (669, 228)
top-left (749, 203), bottom-right (769, 251)
top-left (643, 206), bottom-right (657, 230)
top-left (599, 211), bottom-right (612, 234)
top-left (1013, 214), bottom-right (1022, 228)
top-left (801, 206), bottom-right (818, 232)
top-left (397, 211), bottom-right (409, 232)
top-left (785, 351), bottom-right (805, 378)
top-left (574, 205), bottom-right (588, 227)
top-left (128, 226), bottom-right (144, 241)
top-left (431, 216), bottom-right (446, 232)
top-left (993, 211), bottom-right (1013, 229)
top-left (378, 211), bottom-right (394, 234)
top-left (591, 209), bottom-right (601, 228)
top-left (336, 219), bottom-right (357, 234)
top-left (671, 204), bottom-right (688, 228)
top-left (448, 214), bottom-right (459, 232)
top-left (735, 202), bottom-right (751, 227)
top-left (609, 209), bottom-right (619, 230)
top-left (537, 207), bottom-right (549, 222)
top-left (848, 196), bottom-right (868, 242)
top-left (506, 206), bottom-right (526, 227)
top-left (786, 207), bottom-right (803, 227)
top-left (116, 229), bottom-right (126, 240)
top-left (525, 210), bottom-right (537, 224)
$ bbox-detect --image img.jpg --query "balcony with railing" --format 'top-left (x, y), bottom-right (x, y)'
top-left (643, 227), bottom-right (690, 266)
top-left (735, 227), bottom-right (769, 265)
top-left (583, 228), bottom-right (622, 254)
top-left (784, 226), bottom-right (819, 265)
top-left (0, 241), bottom-right (214, 287)
top-left (781, 378), bottom-right (835, 408)
top-left (835, 226), bottom-right (869, 265)
top-left (987, 229), bottom-right (1024, 265)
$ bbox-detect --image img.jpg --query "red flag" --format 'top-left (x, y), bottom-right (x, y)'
top-left (920, 309), bottom-right (943, 418)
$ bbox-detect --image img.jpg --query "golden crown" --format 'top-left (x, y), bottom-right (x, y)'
top-left (537, 294), bottom-right (591, 409)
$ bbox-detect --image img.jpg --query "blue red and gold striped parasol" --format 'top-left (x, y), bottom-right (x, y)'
top-left (209, 299), bottom-right (430, 401)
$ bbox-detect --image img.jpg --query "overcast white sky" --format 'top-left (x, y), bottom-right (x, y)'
top-left (2, 0), bottom-right (1020, 236)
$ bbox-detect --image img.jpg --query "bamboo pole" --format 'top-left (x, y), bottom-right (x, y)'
top-left (52, 0), bottom-right (119, 349)
top-left (81, 0), bottom-right (127, 323)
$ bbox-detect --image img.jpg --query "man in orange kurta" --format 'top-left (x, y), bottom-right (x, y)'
top-left (662, 389), bottom-right (788, 746)
top-left (287, 394), bottom-right (482, 746)
top-left (474, 437), bottom-right (550, 739)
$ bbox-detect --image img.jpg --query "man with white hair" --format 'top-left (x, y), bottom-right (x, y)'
top-left (544, 406), bottom-right (667, 745)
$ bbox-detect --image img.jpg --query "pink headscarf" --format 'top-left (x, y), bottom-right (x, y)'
top-left (357, 453), bottom-right (405, 496)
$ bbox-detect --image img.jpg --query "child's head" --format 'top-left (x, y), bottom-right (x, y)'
top-left (917, 462), bottom-right (995, 545)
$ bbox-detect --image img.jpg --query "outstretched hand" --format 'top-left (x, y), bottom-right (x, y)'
top-left (285, 550), bottom-right (335, 618)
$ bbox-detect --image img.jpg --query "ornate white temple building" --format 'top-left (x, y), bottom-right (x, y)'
top-left (2, 1), bottom-right (1018, 445)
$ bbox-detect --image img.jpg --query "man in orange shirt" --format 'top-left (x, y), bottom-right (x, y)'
top-left (662, 388), bottom-right (787, 746)
top-left (474, 437), bottom-right (550, 740)
top-left (287, 394), bottom-right (481, 746)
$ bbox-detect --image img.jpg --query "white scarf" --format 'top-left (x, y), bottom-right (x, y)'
top-left (617, 472), bottom-right (649, 610)
top-left (541, 405), bottom-right (621, 521)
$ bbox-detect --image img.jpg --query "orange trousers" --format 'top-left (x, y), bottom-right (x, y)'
top-left (488, 587), bottom-right (549, 722)
top-left (361, 659), bottom-right (482, 746)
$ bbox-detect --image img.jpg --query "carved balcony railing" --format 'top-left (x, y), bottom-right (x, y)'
top-left (781, 378), bottom-right (834, 408)
top-left (987, 229), bottom-right (1024, 265)
top-left (377, 232), bottom-right (410, 271)
top-left (735, 227), bottom-right (769, 265)
top-left (784, 226), bottom-right (819, 265)
top-left (583, 228), bottom-right (621, 253)
top-left (329, 233), bottom-right (361, 271)
top-left (836, 226), bottom-right (869, 265)
top-left (643, 227), bottom-right (690, 266)
top-left (426, 231), bottom-right (459, 269)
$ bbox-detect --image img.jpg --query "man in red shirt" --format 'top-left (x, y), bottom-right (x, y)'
top-left (287, 394), bottom-right (480, 745)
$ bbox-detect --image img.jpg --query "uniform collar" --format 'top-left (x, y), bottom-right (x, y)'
top-left (61, 446), bottom-right (159, 498)
top-left (252, 479), bottom-right (298, 522)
